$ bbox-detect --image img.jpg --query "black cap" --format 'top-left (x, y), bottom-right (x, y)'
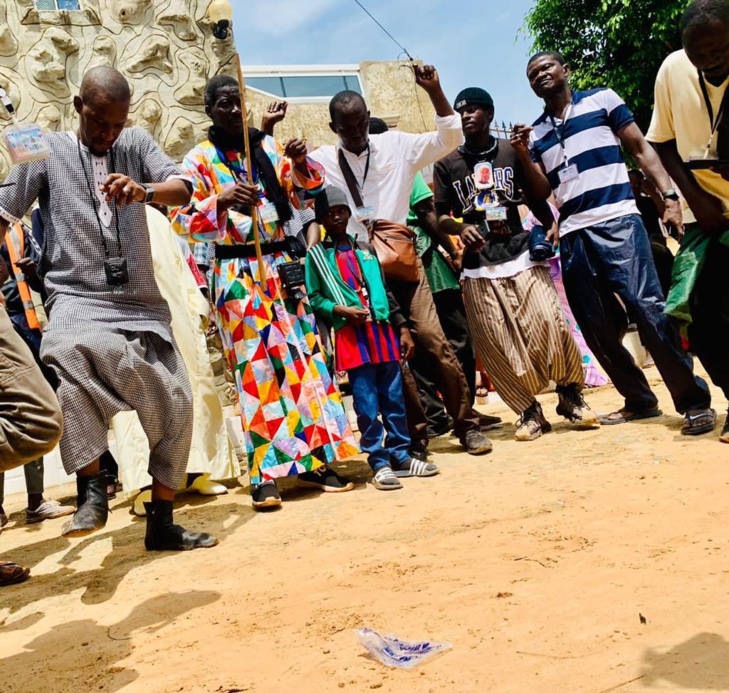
top-left (454, 87), bottom-right (494, 112)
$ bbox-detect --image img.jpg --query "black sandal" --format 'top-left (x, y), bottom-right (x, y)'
top-left (599, 408), bottom-right (662, 425)
top-left (681, 408), bottom-right (716, 436)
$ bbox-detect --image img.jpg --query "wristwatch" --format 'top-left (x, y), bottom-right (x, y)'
top-left (143, 185), bottom-right (155, 204)
top-left (662, 188), bottom-right (680, 201)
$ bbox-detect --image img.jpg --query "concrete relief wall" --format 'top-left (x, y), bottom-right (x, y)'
top-left (0, 0), bottom-right (236, 174)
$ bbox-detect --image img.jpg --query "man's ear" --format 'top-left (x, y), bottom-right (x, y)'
top-left (205, 105), bottom-right (213, 119)
top-left (73, 95), bottom-right (83, 115)
top-left (329, 120), bottom-right (337, 134)
top-left (563, 63), bottom-right (572, 78)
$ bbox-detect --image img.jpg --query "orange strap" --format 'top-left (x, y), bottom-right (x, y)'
top-left (5, 224), bottom-right (40, 330)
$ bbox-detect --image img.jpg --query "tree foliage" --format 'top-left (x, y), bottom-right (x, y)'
top-left (524, 0), bottom-right (690, 130)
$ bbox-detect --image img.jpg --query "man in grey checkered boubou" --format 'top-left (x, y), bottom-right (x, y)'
top-left (0, 67), bottom-right (217, 551)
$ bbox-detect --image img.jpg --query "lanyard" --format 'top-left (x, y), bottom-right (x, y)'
top-left (215, 146), bottom-right (258, 187)
top-left (549, 101), bottom-right (575, 164)
top-left (698, 71), bottom-right (727, 155)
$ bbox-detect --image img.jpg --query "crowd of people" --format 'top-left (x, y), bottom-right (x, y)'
top-left (0, 0), bottom-right (727, 586)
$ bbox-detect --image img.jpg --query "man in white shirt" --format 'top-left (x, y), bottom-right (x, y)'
top-left (310, 65), bottom-right (493, 456)
top-left (647, 0), bottom-right (729, 443)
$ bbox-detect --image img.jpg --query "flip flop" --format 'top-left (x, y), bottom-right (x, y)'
top-left (599, 408), bottom-right (662, 425)
top-left (0, 562), bottom-right (30, 587)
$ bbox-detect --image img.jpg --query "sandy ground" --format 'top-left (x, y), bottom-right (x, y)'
top-left (1, 366), bottom-right (729, 693)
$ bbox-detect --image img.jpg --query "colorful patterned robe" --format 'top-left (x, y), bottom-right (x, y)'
top-left (172, 136), bottom-right (359, 485)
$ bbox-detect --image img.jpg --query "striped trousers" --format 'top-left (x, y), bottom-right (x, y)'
top-left (462, 266), bottom-right (585, 415)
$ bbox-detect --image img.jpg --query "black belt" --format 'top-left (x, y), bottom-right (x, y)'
top-left (215, 242), bottom-right (289, 259)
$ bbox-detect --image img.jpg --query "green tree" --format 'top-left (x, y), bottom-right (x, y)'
top-left (524, 0), bottom-right (690, 130)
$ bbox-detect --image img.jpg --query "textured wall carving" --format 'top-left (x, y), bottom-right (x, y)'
top-left (0, 0), bottom-right (236, 173)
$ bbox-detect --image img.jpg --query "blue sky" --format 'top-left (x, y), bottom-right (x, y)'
top-left (233, 0), bottom-right (543, 127)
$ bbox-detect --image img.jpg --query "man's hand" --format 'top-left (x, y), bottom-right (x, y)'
top-left (413, 64), bottom-right (441, 94)
top-left (217, 183), bottom-right (259, 212)
top-left (283, 138), bottom-right (308, 166)
top-left (661, 198), bottom-right (683, 237)
top-left (460, 224), bottom-right (485, 252)
top-left (15, 257), bottom-right (38, 282)
top-left (101, 173), bottom-right (145, 207)
top-left (333, 305), bottom-right (369, 326)
top-left (692, 189), bottom-right (729, 235)
top-left (546, 223), bottom-right (560, 248)
top-left (510, 124), bottom-right (533, 157)
top-left (262, 101), bottom-right (288, 136)
top-left (399, 326), bottom-right (415, 361)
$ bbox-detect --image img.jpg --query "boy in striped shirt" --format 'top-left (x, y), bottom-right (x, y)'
top-left (511, 52), bottom-right (714, 435)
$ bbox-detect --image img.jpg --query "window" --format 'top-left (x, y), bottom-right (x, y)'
top-left (247, 74), bottom-right (362, 100)
top-left (35, 0), bottom-right (82, 10)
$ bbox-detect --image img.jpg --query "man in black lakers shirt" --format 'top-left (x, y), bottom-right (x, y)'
top-left (434, 88), bottom-right (599, 440)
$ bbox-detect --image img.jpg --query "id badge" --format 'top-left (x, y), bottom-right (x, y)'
top-left (485, 206), bottom-right (507, 221)
top-left (259, 202), bottom-right (279, 224)
top-left (4, 123), bottom-right (50, 164)
top-left (473, 162), bottom-right (494, 190)
top-left (558, 164), bottom-right (579, 184)
top-left (356, 206), bottom-right (376, 223)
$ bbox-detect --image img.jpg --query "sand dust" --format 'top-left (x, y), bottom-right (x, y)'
top-left (1, 366), bottom-right (729, 693)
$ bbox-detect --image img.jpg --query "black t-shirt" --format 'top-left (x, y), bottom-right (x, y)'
top-left (434, 138), bottom-right (531, 269)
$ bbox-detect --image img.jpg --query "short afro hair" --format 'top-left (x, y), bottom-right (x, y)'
top-left (368, 117), bottom-right (389, 135)
top-left (681, 0), bottom-right (729, 34)
top-left (527, 51), bottom-right (567, 68)
top-left (205, 74), bottom-right (238, 108)
top-left (329, 90), bottom-right (367, 121)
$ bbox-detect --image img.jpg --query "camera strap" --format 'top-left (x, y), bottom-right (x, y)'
top-left (77, 137), bottom-right (123, 261)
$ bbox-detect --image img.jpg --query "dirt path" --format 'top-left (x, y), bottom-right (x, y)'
top-left (1, 367), bottom-right (728, 693)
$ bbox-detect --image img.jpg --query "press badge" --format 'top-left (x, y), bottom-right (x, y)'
top-left (558, 164), bottom-right (579, 184)
top-left (473, 162), bottom-right (494, 190)
top-left (356, 206), bottom-right (376, 223)
top-left (4, 123), bottom-right (50, 164)
top-left (485, 206), bottom-right (507, 221)
top-left (258, 202), bottom-right (279, 224)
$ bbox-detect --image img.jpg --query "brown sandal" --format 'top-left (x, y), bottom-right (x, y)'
top-left (0, 561), bottom-right (30, 586)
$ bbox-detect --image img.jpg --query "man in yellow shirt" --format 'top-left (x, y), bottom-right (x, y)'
top-left (647, 0), bottom-right (729, 444)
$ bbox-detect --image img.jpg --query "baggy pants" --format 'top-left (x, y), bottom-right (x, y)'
top-left (0, 307), bottom-right (62, 469)
top-left (560, 214), bottom-right (711, 414)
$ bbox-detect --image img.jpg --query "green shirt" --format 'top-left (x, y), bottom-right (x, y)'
top-left (408, 172), bottom-right (459, 294)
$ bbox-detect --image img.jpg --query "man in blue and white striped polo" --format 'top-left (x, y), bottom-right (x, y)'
top-left (509, 51), bottom-right (715, 436)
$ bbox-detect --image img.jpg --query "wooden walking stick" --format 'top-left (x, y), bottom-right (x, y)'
top-left (209, 0), bottom-right (266, 286)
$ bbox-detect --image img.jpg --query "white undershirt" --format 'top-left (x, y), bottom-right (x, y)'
top-left (68, 132), bottom-right (112, 227)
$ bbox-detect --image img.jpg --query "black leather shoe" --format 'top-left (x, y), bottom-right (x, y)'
top-left (62, 472), bottom-right (109, 538)
top-left (144, 500), bottom-right (218, 551)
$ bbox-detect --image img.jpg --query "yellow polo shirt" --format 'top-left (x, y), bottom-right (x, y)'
top-left (647, 49), bottom-right (729, 224)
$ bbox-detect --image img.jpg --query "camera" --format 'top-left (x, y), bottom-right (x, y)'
top-left (104, 256), bottom-right (129, 287)
top-left (278, 260), bottom-right (306, 302)
top-left (528, 225), bottom-right (555, 262)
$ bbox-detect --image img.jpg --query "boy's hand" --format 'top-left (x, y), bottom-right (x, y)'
top-left (334, 305), bottom-right (369, 325)
top-left (399, 327), bottom-right (415, 361)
